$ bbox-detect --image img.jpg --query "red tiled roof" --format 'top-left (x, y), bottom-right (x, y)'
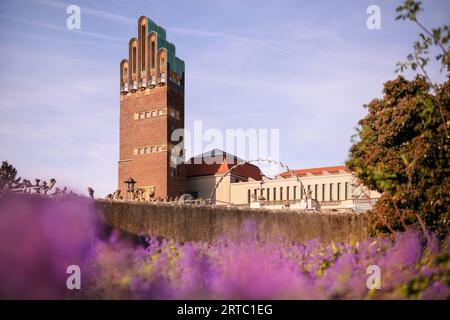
top-left (185, 158), bottom-right (262, 180)
top-left (279, 165), bottom-right (349, 178)
top-left (229, 163), bottom-right (262, 180)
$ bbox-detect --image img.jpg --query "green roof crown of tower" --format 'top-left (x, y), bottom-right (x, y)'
top-left (146, 17), bottom-right (184, 77)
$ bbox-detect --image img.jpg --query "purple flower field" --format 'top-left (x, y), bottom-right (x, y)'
top-left (0, 194), bottom-right (448, 300)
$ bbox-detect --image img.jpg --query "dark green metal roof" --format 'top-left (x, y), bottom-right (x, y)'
top-left (147, 17), bottom-right (184, 77)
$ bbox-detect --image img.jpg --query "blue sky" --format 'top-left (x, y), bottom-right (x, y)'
top-left (0, 0), bottom-right (448, 197)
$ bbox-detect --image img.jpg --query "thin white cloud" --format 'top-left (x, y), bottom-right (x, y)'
top-left (170, 26), bottom-right (302, 57)
top-left (0, 13), bottom-right (126, 41)
top-left (32, 0), bottom-right (135, 25)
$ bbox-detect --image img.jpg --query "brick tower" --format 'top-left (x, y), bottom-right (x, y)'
top-left (118, 16), bottom-right (185, 200)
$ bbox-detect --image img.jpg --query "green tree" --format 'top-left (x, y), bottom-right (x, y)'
top-left (0, 161), bottom-right (19, 193)
top-left (347, 1), bottom-right (449, 238)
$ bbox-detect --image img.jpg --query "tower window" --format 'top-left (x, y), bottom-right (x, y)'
top-left (141, 25), bottom-right (146, 71)
top-left (123, 66), bottom-right (128, 82)
top-left (151, 41), bottom-right (155, 67)
top-left (132, 46), bottom-right (137, 74)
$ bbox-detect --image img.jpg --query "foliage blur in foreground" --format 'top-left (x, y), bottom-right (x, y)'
top-left (0, 194), bottom-right (448, 300)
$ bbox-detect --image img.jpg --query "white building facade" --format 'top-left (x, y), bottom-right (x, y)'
top-left (185, 151), bottom-right (381, 212)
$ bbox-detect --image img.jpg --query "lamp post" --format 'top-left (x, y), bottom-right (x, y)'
top-left (124, 177), bottom-right (136, 200)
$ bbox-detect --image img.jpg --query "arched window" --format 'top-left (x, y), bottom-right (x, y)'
top-left (138, 17), bottom-right (147, 72)
top-left (120, 60), bottom-right (129, 84)
top-left (157, 49), bottom-right (167, 80)
top-left (148, 33), bottom-right (157, 73)
top-left (119, 59), bottom-right (129, 93)
top-left (129, 39), bottom-right (138, 79)
top-left (159, 50), bottom-right (166, 69)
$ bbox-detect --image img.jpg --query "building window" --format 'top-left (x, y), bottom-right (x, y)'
top-left (132, 46), bottom-right (137, 74)
top-left (314, 184), bottom-right (318, 200)
top-left (280, 187), bottom-right (283, 201)
top-left (248, 190), bottom-right (251, 203)
top-left (345, 182), bottom-right (348, 200)
top-left (330, 183), bottom-right (333, 201)
top-left (143, 147), bottom-right (148, 154)
top-left (151, 41), bottom-right (156, 68)
top-left (293, 186), bottom-right (297, 199)
top-left (337, 183), bottom-right (341, 201)
top-left (286, 186), bottom-right (290, 200)
top-left (139, 112), bottom-right (145, 119)
top-left (145, 111), bottom-right (150, 118)
top-left (273, 188), bottom-right (276, 201)
top-left (266, 188), bottom-right (270, 201)
top-left (141, 25), bottom-right (146, 71)
top-left (322, 184), bottom-right (325, 201)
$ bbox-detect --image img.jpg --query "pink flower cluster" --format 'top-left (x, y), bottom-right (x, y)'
top-left (0, 194), bottom-right (448, 299)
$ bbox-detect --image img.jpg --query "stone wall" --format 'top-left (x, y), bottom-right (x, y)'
top-left (95, 200), bottom-right (369, 243)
